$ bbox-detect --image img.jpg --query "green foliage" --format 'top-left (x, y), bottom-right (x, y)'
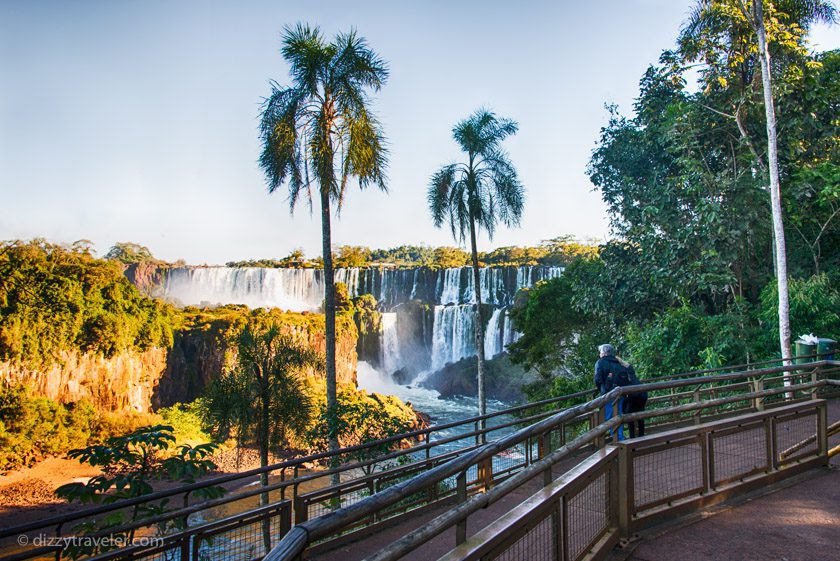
top-left (104, 242), bottom-right (158, 265)
top-left (55, 425), bottom-right (222, 558)
top-left (508, 276), bottom-right (583, 377)
top-left (0, 383), bottom-right (158, 472)
top-left (757, 274), bottom-right (840, 352)
top-left (226, 248), bottom-right (316, 269)
top-left (500, 15), bottom-right (839, 387)
top-left (333, 282), bottom-right (354, 315)
top-left (0, 240), bottom-right (175, 367)
top-left (0, 384), bottom-right (92, 471)
top-left (201, 323), bottom-right (319, 462)
top-left (352, 294), bottom-right (381, 337)
top-left (304, 385), bottom-right (417, 471)
top-left (220, 241), bottom-right (596, 270)
top-left (157, 401), bottom-right (213, 446)
top-left (508, 258), bottom-right (625, 381)
top-left (428, 109), bottom-right (525, 244)
top-left (626, 300), bottom-right (757, 376)
top-left (521, 372), bottom-right (591, 409)
top-left (334, 246), bottom-right (373, 268)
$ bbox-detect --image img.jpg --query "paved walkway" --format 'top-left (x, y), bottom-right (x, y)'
top-left (615, 466), bottom-right (840, 561)
top-left (313, 398), bottom-right (839, 561)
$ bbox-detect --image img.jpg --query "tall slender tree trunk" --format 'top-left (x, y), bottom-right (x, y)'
top-left (320, 187), bottom-right (341, 485)
top-left (752, 0), bottom-right (793, 374)
top-left (259, 384), bottom-right (271, 553)
top-left (468, 214), bottom-right (487, 442)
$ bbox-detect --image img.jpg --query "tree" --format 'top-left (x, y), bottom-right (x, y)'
top-left (258, 23), bottom-right (389, 462)
top-left (203, 324), bottom-right (318, 475)
top-left (55, 425), bottom-right (221, 559)
top-left (202, 324), bottom-right (318, 551)
top-left (678, 0), bottom-right (838, 363)
top-left (104, 242), bottom-right (156, 264)
top-left (428, 109), bottom-right (525, 427)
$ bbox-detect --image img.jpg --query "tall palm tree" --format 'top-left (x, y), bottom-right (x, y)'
top-left (258, 24), bottom-right (388, 459)
top-left (679, 0), bottom-right (837, 365)
top-left (203, 324), bottom-right (319, 552)
top-left (428, 109), bottom-right (525, 428)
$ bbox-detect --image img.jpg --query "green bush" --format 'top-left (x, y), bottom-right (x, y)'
top-left (158, 401), bottom-right (212, 446)
top-left (0, 383), bottom-right (163, 472)
top-left (757, 274), bottom-right (840, 354)
top-left (0, 240), bottom-right (176, 368)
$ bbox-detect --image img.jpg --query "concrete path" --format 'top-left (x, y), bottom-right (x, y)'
top-left (312, 398), bottom-right (840, 561)
top-left (615, 467), bottom-right (840, 561)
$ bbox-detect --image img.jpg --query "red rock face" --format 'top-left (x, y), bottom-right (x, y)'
top-left (1, 314), bottom-right (358, 414)
top-left (0, 348), bottom-right (168, 413)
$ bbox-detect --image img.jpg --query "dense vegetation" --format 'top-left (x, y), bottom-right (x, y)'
top-left (226, 238), bottom-right (598, 270)
top-left (510, 36), bottom-right (840, 400)
top-left (0, 241), bottom-right (421, 472)
top-left (0, 240), bottom-right (176, 368)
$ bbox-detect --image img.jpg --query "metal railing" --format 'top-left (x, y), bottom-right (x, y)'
top-left (2, 359), bottom-right (837, 561)
top-left (264, 360), bottom-right (839, 561)
top-left (441, 400), bottom-right (828, 561)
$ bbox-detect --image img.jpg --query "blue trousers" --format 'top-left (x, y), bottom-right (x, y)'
top-left (605, 398), bottom-right (625, 441)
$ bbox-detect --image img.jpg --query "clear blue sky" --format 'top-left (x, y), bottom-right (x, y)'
top-left (1, 1), bottom-right (838, 264)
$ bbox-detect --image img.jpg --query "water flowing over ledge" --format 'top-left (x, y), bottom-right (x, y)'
top-left (161, 265), bottom-right (561, 392)
top-left (163, 265), bottom-right (561, 312)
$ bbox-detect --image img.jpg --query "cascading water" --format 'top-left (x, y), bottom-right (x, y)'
top-left (164, 267), bottom-right (325, 311)
top-left (430, 305), bottom-right (477, 371)
top-left (164, 265), bottom-right (560, 310)
top-left (380, 313), bottom-right (400, 375)
top-left (162, 264), bottom-right (561, 382)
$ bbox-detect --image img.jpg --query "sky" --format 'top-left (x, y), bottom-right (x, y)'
top-left (1, 1), bottom-right (838, 265)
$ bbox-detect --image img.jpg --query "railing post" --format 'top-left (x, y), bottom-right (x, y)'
top-left (593, 407), bottom-right (605, 448)
top-left (693, 388), bottom-right (702, 425)
top-left (617, 443), bottom-right (631, 538)
top-left (811, 367), bottom-right (820, 400)
top-left (478, 458), bottom-right (493, 492)
top-left (294, 495), bottom-right (308, 525)
top-left (766, 416), bottom-right (777, 472)
top-left (753, 378), bottom-right (764, 411)
top-left (180, 534), bottom-right (192, 561)
top-left (818, 401), bottom-right (828, 464)
top-left (455, 471), bottom-right (467, 545)
top-left (280, 467), bottom-right (287, 501)
top-left (538, 432), bottom-right (553, 486)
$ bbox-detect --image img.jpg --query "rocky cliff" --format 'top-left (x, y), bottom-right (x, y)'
top-left (0, 348), bottom-right (167, 413)
top-left (420, 354), bottom-right (535, 403)
top-left (154, 309), bottom-right (359, 408)
top-left (1, 309), bottom-right (358, 413)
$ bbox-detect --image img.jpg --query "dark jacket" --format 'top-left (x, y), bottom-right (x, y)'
top-left (594, 355), bottom-right (627, 394)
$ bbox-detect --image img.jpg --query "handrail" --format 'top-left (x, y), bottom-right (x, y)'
top-left (264, 360), bottom-right (840, 561)
top-left (3, 359), bottom-right (835, 561)
top-left (9, 354), bottom-right (819, 541)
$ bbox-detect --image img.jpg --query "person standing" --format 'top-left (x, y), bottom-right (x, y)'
top-left (617, 358), bottom-right (648, 438)
top-left (594, 344), bottom-right (625, 441)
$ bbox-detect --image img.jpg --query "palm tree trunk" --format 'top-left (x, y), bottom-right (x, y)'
top-left (468, 215), bottom-right (487, 442)
top-left (259, 393), bottom-right (271, 553)
top-left (320, 186), bottom-right (342, 486)
top-left (753, 0), bottom-right (793, 375)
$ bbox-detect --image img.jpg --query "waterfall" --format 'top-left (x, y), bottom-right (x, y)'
top-left (380, 312), bottom-right (400, 375)
top-left (160, 264), bottom-right (560, 381)
top-left (484, 308), bottom-right (504, 358)
top-left (164, 267), bottom-right (325, 311)
top-left (438, 268), bottom-right (462, 305)
top-left (430, 305), bottom-right (477, 371)
top-left (164, 265), bottom-right (561, 311)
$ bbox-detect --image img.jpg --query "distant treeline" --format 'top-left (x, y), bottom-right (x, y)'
top-left (225, 237), bottom-right (599, 269)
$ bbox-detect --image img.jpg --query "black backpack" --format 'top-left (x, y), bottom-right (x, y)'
top-left (613, 363), bottom-right (633, 387)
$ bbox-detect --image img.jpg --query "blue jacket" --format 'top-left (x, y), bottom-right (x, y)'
top-left (594, 355), bottom-right (626, 394)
